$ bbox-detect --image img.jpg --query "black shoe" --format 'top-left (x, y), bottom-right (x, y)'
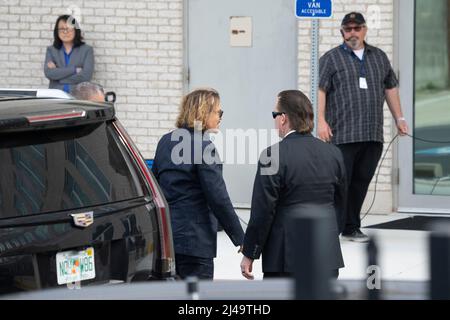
top-left (341, 229), bottom-right (370, 243)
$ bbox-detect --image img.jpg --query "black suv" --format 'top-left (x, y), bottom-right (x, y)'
top-left (0, 95), bottom-right (175, 294)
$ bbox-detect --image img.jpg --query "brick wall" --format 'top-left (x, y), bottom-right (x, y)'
top-left (0, 0), bottom-right (183, 157)
top-left (0, 0), bottom-right (397, 213)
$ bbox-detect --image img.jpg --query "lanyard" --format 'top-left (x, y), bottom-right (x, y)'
top-left (341, 44), bottom-right (366, 78)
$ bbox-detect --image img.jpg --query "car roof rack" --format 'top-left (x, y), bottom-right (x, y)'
top-left (0, 99), bottom-right (115, 133)
top-left (0, 88), bottom-right (73, 100)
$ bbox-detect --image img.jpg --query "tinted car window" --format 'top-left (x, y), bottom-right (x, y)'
top-left (0, 122), bottom-right (144, 218)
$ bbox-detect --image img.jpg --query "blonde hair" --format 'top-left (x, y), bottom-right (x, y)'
top-left (175, 88), bottom-right (220, 130)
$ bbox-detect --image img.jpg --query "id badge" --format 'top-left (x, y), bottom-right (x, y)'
top-left (359, 77), bottom-right (368, 90)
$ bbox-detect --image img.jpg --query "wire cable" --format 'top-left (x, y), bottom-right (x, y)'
top-left (362, 132), bottom-right (450, 221)
top-left (430, 177), bottom-right (450, 196)
top-left (238, 215), bottom-right (249, 227)
top-left (361, 134), bottom-right (399, 221)
top-left (405, 133), bottom-right (450, 144)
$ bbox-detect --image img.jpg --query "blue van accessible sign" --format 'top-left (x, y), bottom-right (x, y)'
top-left (296, 0), bottom-right (333, 19)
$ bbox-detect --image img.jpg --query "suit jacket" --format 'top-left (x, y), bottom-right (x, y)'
top-left (44, 44), bottom-right (94, 91)
top-left (242, 132), bottom-right (346, 273)
top-left (152, 128), bottom-right (244, 259)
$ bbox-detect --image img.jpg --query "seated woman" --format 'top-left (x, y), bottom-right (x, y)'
top-left (152, 88), bottom-right (244, 280)
top-left (44, 15), bottom-right (94, 94)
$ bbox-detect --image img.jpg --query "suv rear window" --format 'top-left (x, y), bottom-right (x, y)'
top-left (0, 122), bottom-right (144, 219)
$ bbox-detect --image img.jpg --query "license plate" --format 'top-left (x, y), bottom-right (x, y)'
top-left (56, 247), bottom-right (96, 285)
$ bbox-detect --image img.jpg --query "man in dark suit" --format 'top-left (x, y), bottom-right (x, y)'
top-left (240, 90), bottom-right (346, 280)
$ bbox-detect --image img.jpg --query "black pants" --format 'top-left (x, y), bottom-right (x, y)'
top-left (175, 254), bottom-right (214, 280)
top-left (264, 269), bottom-right (340, 279)
top-left (337, 142), bottom-right (383, 234)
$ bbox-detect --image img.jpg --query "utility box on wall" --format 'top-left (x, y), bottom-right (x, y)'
top-left (230, 16), bottom-right (252, 47)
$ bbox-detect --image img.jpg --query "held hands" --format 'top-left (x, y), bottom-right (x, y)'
top-left (240, 255), bottom-right (254, 280)
top-left (76, 67), bottom-right (83, 74)
top-left (318, 119), bottom-right (333, 143)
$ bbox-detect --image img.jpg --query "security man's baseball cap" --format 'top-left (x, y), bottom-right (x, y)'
top-left (341, 12), bottom-right (366, 26)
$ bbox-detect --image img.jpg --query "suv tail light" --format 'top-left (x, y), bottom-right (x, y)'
top-left (113, 120), bottom-right (175, 277)
top-left (26, 110), bottom-right (86, 123)
top-left (0, 103), bottom-right (114, 133)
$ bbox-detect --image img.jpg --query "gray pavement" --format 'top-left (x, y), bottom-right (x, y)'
top-left (215, 210), bottom-right (430, 282)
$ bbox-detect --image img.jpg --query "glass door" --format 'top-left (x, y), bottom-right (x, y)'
top-left (397, 0), bottom-right (450, 213)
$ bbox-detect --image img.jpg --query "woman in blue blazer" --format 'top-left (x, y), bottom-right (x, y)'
top-left (44, 15), bottom-right (94, 93)
top-left (152, 88), bottom-right (245, 279)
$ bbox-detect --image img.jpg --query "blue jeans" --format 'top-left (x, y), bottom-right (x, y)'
top-left (175, 254), bottom-right (214, 279)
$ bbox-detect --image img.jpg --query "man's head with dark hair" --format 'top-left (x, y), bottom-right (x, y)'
top-left (276, 90), bottom-right (314, 135)
top-left (71, 82), bottom-right (105, 102)
top-left (53, 15), bottom-right (85, 49)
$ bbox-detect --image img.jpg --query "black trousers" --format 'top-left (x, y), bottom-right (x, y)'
top-left (175, 254), bottom-right (214, 280)
top-left (337, 142), bottom-right (383, 234)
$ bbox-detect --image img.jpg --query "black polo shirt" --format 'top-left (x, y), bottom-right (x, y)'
top-left (319, 42), bottom-right (399, 145)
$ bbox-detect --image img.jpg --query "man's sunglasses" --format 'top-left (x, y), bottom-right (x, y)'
top-left (272, 112), bottom-right (285, 119)
top-left (342, 26), bottom-right (364, 33)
